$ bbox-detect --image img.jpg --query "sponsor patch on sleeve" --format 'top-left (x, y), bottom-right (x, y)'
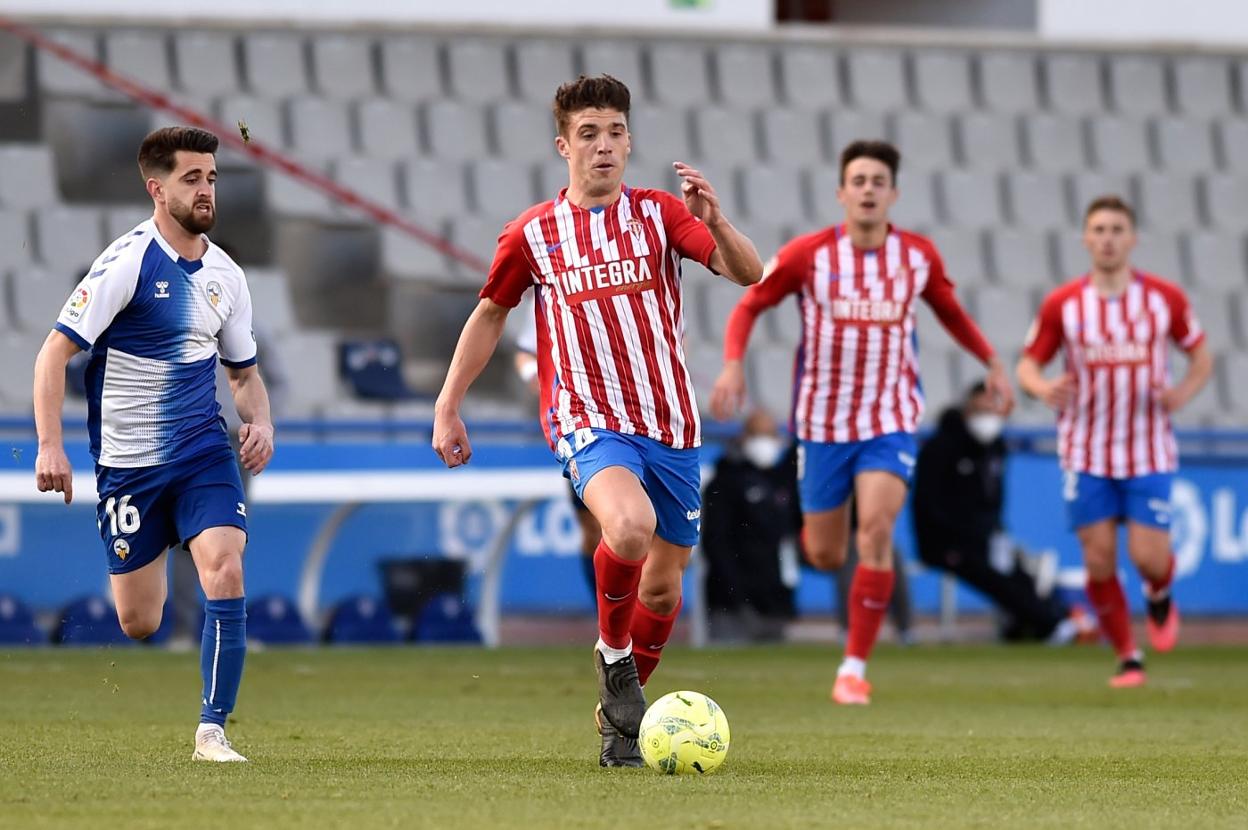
top-left (62, 286), bottom-right (90, 322)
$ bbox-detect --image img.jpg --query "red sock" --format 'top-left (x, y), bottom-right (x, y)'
top-left (1087, 575), bottom-right (1137, 659)
top-left (631, 598), bottom-right (682, 686)
top-left (845, 565), bottom-right (895, 661)
top-left (1144, 556), bottom-right (1175, 599)
top-left (593, 541), bottom-right (645, 649)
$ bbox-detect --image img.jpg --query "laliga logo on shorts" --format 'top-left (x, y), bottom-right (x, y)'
top-left (112, 538), bottom-right (130, 561)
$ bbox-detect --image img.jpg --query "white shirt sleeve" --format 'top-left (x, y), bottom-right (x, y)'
top-left (54, 262), bottom-right (139, 350)
top-left (218, 276), bottom-right (258, 367)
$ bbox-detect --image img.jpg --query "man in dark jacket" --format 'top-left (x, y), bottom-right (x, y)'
top-left (913, 382), bottom-right (1094, 643)
top-left (702, 410), bottom-right (798, 640)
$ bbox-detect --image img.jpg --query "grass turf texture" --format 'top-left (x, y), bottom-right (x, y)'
top-left (1, 645), bottom-right (1244, 829)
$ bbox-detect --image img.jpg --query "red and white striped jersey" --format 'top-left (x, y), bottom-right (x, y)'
top-left (724, 224), bottom-right (994, 443)
top-left (480, 185), bottom-right (717, 450)
top-left (1024, 271), bottom-right (1204, 478)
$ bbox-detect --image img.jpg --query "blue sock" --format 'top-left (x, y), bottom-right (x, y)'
top-left (200, 597), bottom-right (247, 727)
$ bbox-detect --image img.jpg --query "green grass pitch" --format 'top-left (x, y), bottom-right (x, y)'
top-left (1, 644), bottom-right (1245, 829)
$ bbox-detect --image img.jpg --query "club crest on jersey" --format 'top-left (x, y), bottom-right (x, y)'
top-left (206, 281), bottom-right (222, 308)
top-left (626, 216), bottom-right (645, 241)
top-left (568, 459), bottom-right (580, 482)
top-left (63, 286), bottom-right (90, 322)
top-left (556, 257), bottom-right (655, 304)
top-left (154, 280), bottom-right (170, 299)
top-left (112, 538), bottom-right (130, 561)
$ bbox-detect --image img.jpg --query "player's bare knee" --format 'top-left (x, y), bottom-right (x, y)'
top-left (805, 540), bottom-right (847, 571)
top-left (601, 512), bottom-right (655, 559)
top-left (119, 610), bottom-right (162, 640)
top-left (638, 583), bottom-right (681, 615)
top-left (200, 555), bottom-right (245, 599)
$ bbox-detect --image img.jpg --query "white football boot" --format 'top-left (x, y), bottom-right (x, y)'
top-left (192, 723), bottom-right (248, 762)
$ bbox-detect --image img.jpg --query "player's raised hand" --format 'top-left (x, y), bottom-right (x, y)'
top-left (433, 410), bottom-right (472, 469)
top-left (985, 361), bottom-right (1016, 415)
top-left (1041, 372), bottom-right (1076, 410)
top-left (674, 162), bottom-right (723, 226)
top-left (34, 445), bottom-right (73, 504)
top-left (238, 422), bottom-right (275, 475)
top-left (710, 361), bottom-right (747, 421)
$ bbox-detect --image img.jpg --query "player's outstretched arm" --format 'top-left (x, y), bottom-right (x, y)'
top-left (226, 364), bottom-right (275, 475)
top-left (434, 298), bottom-right (511, 468)
top-left (32, 330), bottom-right (80, 504)
top-left (673, 162), bottom-right (762, 286)
top-left (1158, 341), bottom-right (1213, 413)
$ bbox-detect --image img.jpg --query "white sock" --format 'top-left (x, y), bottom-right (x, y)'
top-left (837, 657), bottom-right (866, 680)
top-left (596, 638), bottom-right (632, 664)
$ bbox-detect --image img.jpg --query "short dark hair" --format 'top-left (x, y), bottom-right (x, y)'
top-left (1083, 194), bottom-right (1136, 227)
top-left (552, 74), bottom-right (631, 137)
top-left (138, 126), bottom-right (219, 179)
top-left (839, 139), bottom-right (900, 186)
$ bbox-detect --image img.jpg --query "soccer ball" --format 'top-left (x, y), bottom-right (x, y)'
top-left (638, 690), bottom-right (730, 775)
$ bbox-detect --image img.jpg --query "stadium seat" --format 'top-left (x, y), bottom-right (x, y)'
top-left (739, 165), bottom-right (807, 225)
top-left (694, 107), bottom-right (759, 165)
top-left (893, 112), bottom-right (955, 171)
top-left (650, 42), bottom-right (711, 107)
top-left (449, 215), bottom-right (508, 282)
top-left (845, 48), bottom-right (909, 111)
top-left (929, 228), bottom-right (988, 285)
top-left (104, 30), bottom-right (173, 91)
top-left (938, 170), bottom-right (1003, 228)
top-left (956, 112), bottom-right (1022, 170)
top-left (413, 593), bottom-right (481, 644)
top-left (700, 277), bottom-right (744, 344)
top-left (36, 29), bottom-right (118, 101)
top-left (489, 101), bottom-right (558, 164)
top-left (1003, 170), bottom-right (1071, 228)
top-left (1223, 353), bottom-right (1248, 413)
top-left (971, 286), bottom-right (1037, 347)
top-left (912, 50), bottom-right (974, 112)
top-left (241, 32), bottom-right (308, 98)
top-left (246, 595), bottom-right (312, 645)
top-left (172, 31), bottom-right (240, 97)
top-left (887, 169), bottom-right (939, 230)
top-left (629, 104), bottom-right (695, 165)
top-left (325, 595), bottom-right (401, 644)
top-left (1052, 230), bottom-right (1090, 277)
top-left (1217, 118), bottom-right (1248, 173)
top-left (778, 45), bottom-right (842, 111)
top-left (469, 158), bottom-right (535, 219)
top-left (10, 267), bottom-right (75, 333)
top-left (916, 344), bottom-right (957, 418)
top-left (216, 96), bottom-right (284, 163)
top-left (1108, 55), bottom-right (1168, 116)
top-left (381, 223), bottom-right (451, 284)
top-left (579, 41), bottom-right (646, 99)
top-left (1135, 172), bottom-right (1201, 230)
top-left (0, 144), bottom-right (60, 209)
top-left (513, 39), bottom-right (575, 102)
top-left (1068, 172), bottom-right (1131, 217)
top-left (735, 221), bottom-right (786, 265)
top-left (447, 38), bottom-right (511, 103)
top-left (287, 97), bottom-right (354, 162)
top-left (1088, 117), bottom-right (1153, 173)
top-left (33, 206), bottom-right (103, 273)
top-left (1173, 58), bottom-right (1234, 118)
top-left (1154, 118), bottom-right (1217, 173)
top-left (762, 295), bottom-right (802, 349)
top-left (246, 269), bottom-right (299, 335)
top-left (715, 44), bottom-right (777, 109)
top-left (0, 594), bottom-right (43, 645)
top-left (310, 35), bottom-right (376, 101)
top-left (55, 596), bottom-right (131, 646)
top-left (0, 29), bottom-right (28, 105)
top-left (0, 330), bottom-right (43, 408)
top-left (424, 101), bottom-right (489, 161)
top-left (340, 338), bottom-right (421, 400)
top-left (1191, 293), bottom-right (1240, 352)
top-left (1186, 233), bottom-right (1248, 291)
top-left (987, 228), bottom-right (1054, 286)
top-left (1203, 175), bottom-right (1248, 231)
top-left (0, 209), bottom-right (32, 273)
top-left (103, 205), bottom-right (151, 242)
top-left (826, 108), bottom-right (889, 152)
top-left (378, 36), bottom-right (443, 102)
top-left (403, 158), bottom-right (470, 220)
top-left (1132, 232), bottom-right (1185, 282)
top-left (1022, 113), bottom-right (1088, 172)
top-left (263, 167), bottom-right (335, 220)
top-left (332, 156), bottom-right (403, 213)
top-left (759, 108), bottom-right (823, 165)
top-left (1043, 53), bottom-right (1105, 115)
top-left (979, 51), bottom-right (1040, 114)
top-left (277, 331), bottom-right (343, 415)
top-left (749, 343), bottom-right (798, 418)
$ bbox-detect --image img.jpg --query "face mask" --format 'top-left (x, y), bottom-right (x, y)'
top-left (966, 413), bottom-right (1004, 444)
top-left (742, 435), bottom-right (784, 469)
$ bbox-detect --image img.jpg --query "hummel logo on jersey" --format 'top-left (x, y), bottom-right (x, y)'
top-left (236, 502), bottom-right (247, 517)
top-left (154, 280), bottom-right (170, 299)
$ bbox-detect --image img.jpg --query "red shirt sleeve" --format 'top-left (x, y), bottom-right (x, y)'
top-left (478, 217), bottom-right (537, 308)
top-left (1161, 280), bottom-right (1206, 352)
top-left (918, 244), bottom-right (995, 364)
top-left (1023, 290), bottom-right (1065, 365)
top-left (723, 237), bottom-right (807, 361)
top-left (656, 190), bottom-right (717, 269)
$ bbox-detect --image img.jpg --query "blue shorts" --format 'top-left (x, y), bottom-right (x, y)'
top-left (555, 428), bottom-right (701, 547)
top-left (1063, 471), bottom-right (1173, 531)
top-left (797, 432), bottom-right (918, 513)
top-left (95, 444), bottom-right (247, 574)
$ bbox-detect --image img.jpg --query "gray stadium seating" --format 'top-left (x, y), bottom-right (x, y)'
top-left (630, 104), bottom-right (695, 165)
top-left (1186, 232), bottom-right (1247, 290)
top-left (760, 108), bottom-right (823, 165)
top-left (311, 35), bottom-right (377, 101)
top-left (1132, 231), bottom-right (1186, 282)
top-left (10, 267), bottom-right (77, 333)
top-left (694, 107), bottom-right (758, 166)
top-left (739, 166), bottom-right (807, 225)
top-left (1089, 117), bottom-right (1152, 173)
top-left (1135, 172), bottom-right (1201, 230)
top-left (1108, 55), bottom-right (1168, 116)
top-left (241, 32), bottom-right (308, 98)
top-left (172, 31), bottom-right (240, 97)
top-left (979, 52), bottom-right (1039, 114)
top-left (893, 112), bottom-right (955, 171)
top-left (216, 96), bottom-right (284, 162)
top-left (912, 51), bottom-right (974, 112)
top-left (33, 206), bottom-right (103, 274)
top-left (715, 44), bottom-right (777, 109)
top-left (845, 49), bottom-right (909, 111)
top-left (0, 30), bottom-right (28, 104)
top-left (104, 205), bottom-right (151, 241)
top-left (1154, 118), bottom-right (1217, 172)
top-left (286, 97), bottom-right (353, 162)
top-left (826, 109), bottom-right (889, 153)
top-left (0, 330), bottom-right (45, 409)
top-left (513, 40), bottom-right (575, 102)
top-left (762, 295), bottom-right (802, 349)
top-left (889, 169), bottom-right (939, 230)
top-left (403, 158), bottom-right (470, 219)
top-left (778, 46), bottom-right (841, 110)
top-left (1069, 172), bottom-right (1131, 217)
top-left (1003, 170), bottom-right (1071, 228)
top-left (105, 30), bottom-right (173, 91)
top-left (469, 158), bottom-right (535, 220)
top-left (649, 43), bottom-right (711, 107)
top-left (1043, 53), bottom-right (1104, 115)
top-left (36, 29), bottom-right (117, 101)
top-left (1173, 57), bottom-right (1233, 118)
top-left (246, 268), bottom-right (299, 335)
top-left (956, 112), bottom-right (1022, 170)
top-left (1023, 113), bottom-right (1087, 172)
top-left (380, 222), bottom-right (450, 284)
top-left (749, 343), bottom-right (799, 418)
top-left (447, 39), bottom-right (511, 103)
top-left (930, 227), bottom-right (988, 285)
top-left (939, 170), bottom-right (1003, 228)
top-left (378, 37), bottom-right (443, 102)
top-left (1203, 175), bottom-right (1248, 230)
top-left (1217, 118), bottom-right (1248, 172)
top-left (0, 145), bottom-right (60, 208)
top-left (490, 101), bottom-right (558, 164)
top-left (424, 101), bottom-right (489, 161)
top-left (579, 41), bottom-right (645, 98)
top-left (0, 210), bottom-right (32, 273)
top-left (354, 98), bottom-right (420, 160)
top-left (988, 228), bottom-right (1054, 286)
top-left (331, 157), bottom-right (402, 212)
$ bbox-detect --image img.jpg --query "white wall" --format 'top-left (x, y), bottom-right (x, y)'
top-left (1041, 0), bottom-right (1248, 46)
top-left (0, 0), bottom-right (772, 31)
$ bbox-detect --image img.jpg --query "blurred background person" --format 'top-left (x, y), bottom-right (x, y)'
top-left (701, 410), bottom-right (798, 642)
top-left (913, 381), bottom-right (1096, 644)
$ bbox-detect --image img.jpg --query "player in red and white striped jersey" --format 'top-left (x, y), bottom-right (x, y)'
top-left (432, 75), bottom-right (763, 765)
top-left (712, 141), bottom-right (1013, 705)
top-left (1018, 196), bottom-right (1213, 688)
